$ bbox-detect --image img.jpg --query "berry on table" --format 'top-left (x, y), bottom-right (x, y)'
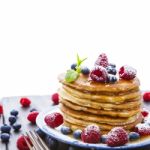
top-left (17, 135), bottom-right (32, 150)
top-left (81, 124), bottom-right (101, 143)
top-left (0, 104), bottom-right (3, 114)
top-left (73, 129), bottom-right (82, 139)
top-left (51, 93), bottom-right (59, 105)
top-left (135, 124), bottom-right (150, 136)
top-left (44, 112), bottom-right (63, 128)
top-left (81, 67), bottom-right (90, 75)
top-left (95, 53), bottom-right (109, 68)
top-left (129, 132), bottom-right (140, 141)
top-left (9, 116), bottom-right (17, 125)
top-left (141, 108), bottom-right (149, 117)
top-left (30, 108), bottom-right (37, 112)
top-left (20, 97), bottom-right (31, 107)
top-left (27, 111), bottom-right (39, 124)
top-left (101, 134), bottom-right (107, 143)
top-left (107, 75), bottom-right (117, 83)
top-left (0, 133), bottom-right (10, 143)
top-left (10, 109), bottom-right (19, 117)
top-left (106, 127), bottom-right (128, 147)
top-left (0, 124), bottom-right (11, 133)
top-left (71, 63), bottom-right (77, 70)
top-left (119, 65), bottom-right (137, 80)
top-left (13, 124), bottom-right (22, 132)
top-left (90, 66), bottom-right (108, 83)
top-left (143, 92), bottom-right (150, 102)
top-left (61, 126), bottom-right (72, 135)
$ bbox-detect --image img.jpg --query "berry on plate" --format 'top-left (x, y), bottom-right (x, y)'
top-left (9, 116), bottom-right (17, 125)
top-left (61, 126), bottom-right (72, 135)
top-left (20, 97), bottom-right (31, 107)
top-left (135, 124), bottom-right (150, 136)
top-left (44, 112), bottom-right (63, 128)
top-left (119, 65), bottom-right (137, 80)
top-left (0, 104), bottom-right (3, 114)
top-left (129, 132), bottom-right (140, 141)
top-left (90, 66), bottom-right (108, 83)
top-left (73, 129), bottom-right (82, 139)
top-left (17, 135), bottom-right (32, 150)
top-left (106, 127), bottom-right (128, 147)
top-left (51, 93), bottom-right (59, 105)
top-left (1, 133), bottom-right (10, 143)
top-left (143, 92), bottom-right (150, 102)
top-left (13, 123), bottom-right (22, 132)
top-left (81, 67), bottom-right (90, 75)
top-left (95, 53), bottom-right (109, 68)
top-left (10, 109), bottom-right (19, 117)
top-left (81, 124), bottom-right (101, 143)
top-left (27, 111), bottom-right (39, 124)
top-left (0, 124), bottom-right (11, 133)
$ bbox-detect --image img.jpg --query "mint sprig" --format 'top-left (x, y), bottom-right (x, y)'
top-left (65, 54), bottom-right (87, 82)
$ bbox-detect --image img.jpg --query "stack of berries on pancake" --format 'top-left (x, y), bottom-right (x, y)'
top-left (58, 53), bottom-right (142, 135)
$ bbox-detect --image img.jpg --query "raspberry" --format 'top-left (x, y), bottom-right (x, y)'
top-left (81, 124), bottom-right (101, 143)
top-left (106, 127), bottom-right (128, 147)
top-left (141, 108), bottom-right (149, 117)
top-left (44, 112), bottom-right (63, 128)
top-left (119, 65), bottom-right (137, 80)
top-left (135, 124), bottom-right (150, 136)
top-left (95, 53), bottom-right (109, 68)
top-left (17, 135), bottom-right (32, 150)
top-left (27, 111), bottom-right (39, 124)
top-left (143, 92), bottom-right (150, 102)
top-left (90, 66), bottom-right (108, 82)
top-left (51, 93), bottom-right (59, 105)
top-left (20, 97), bottom-right (31, 107)
top-left (0, 104), bottom-right (3, 114)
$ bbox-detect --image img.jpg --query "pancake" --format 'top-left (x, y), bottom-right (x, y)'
top-left (58, 73), bottom-right (140, 93)
top-left (61, 104), bottom-right (141, 125)
top-left (63, 85), bottom-right (141, 104)
top-left (59, 88), bottom-right (141, 110)
top-left (60, 99), bottom-right (141, 118)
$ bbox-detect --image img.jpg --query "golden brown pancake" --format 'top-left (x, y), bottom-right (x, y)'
top-left (58, 73), bottom-right (140, 93)
top-left (60, 99), bottom-right (141, 118)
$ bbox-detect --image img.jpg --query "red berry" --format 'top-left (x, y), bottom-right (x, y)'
top-left (143, 92), bottom-right (150, 102)
top-left (119, 65), bottom-right (137, 80)
top-left (90, 66), bottom-right (108, 82)
top-left (81, 125), bottom-right (101, 143)
top-left (27, 111), bottom-right (39, 124)
top-left (20, 97), bottom-right (31, 107)
top-left (51, 93), bottom-right (59, 105)
top-left (95, 53), bottom-right (109, 68)
top-left (135, 124), bottom-right (150, 136)
top-left (141, 108), bottom-right (149, 117)
top-left (17, 135), bottom-right (32, 150)
top-left (0, 104), bottom-right (3, 114)
top-left (44, 112), bottom-right (63, 128)
top-left (106, 127), bottom-right (128, 147)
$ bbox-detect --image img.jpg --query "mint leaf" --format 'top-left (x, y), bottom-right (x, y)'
top-left (65, 70), bottom-right (79, 82)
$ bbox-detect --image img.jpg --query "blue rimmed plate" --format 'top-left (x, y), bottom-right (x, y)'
top-left (36, 106), bottom-right (150, 150)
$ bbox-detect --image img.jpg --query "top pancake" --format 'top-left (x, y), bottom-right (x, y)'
top-left (58, 73), bottom-right (140, 93)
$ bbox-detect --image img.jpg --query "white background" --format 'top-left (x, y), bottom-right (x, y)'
top-left (0, 0), bottom-right (150, 98)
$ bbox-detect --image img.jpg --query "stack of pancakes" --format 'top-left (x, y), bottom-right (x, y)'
top-left (58, 73), bottom-right (142, 134)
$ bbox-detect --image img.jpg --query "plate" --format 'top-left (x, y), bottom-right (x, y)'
top-left (36, 106), bottom-right (150, 150)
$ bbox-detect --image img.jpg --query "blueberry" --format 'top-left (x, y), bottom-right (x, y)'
top-left (46, 136), bottom-right (58, 150)
top-left (35, 128), bottom-right (46, 138)
top-left (81, 67), bottom-right (90, 75)
top-left (106, 66), bottom-right (117, 75)
top-left (101, 134), bottom-right (107, 143)
top-left (0, 133), bottom-right (10, 143)
top-left (107, 75), bottom-right (117, 83)
top-left (129, 132), bottom-right (140, 141)
top-left (109, 63), bottom-right (116, 68)
top-left (73, 129), bottom-right (82, 139)
top-left (30, 108), bottom-right (37, 112)
top-left (9, 116), bottom-right (17, 125)
top-left (71, 63), bottom-right (77, 70)
top-left (0, 124), bottom-right (11, 133)
top-left (60, 126), bottom-right (72, 135)
top-left (12, 124), bottom-right (21, 132)
top-left (10, 109), bottom-right (19, 117)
